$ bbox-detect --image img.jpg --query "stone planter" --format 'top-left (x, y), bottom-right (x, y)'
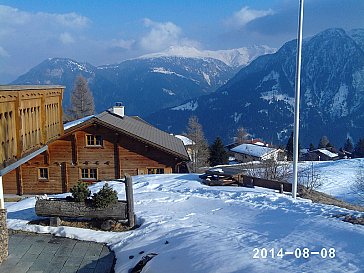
top-left (0, 209), bottom-right (8, 263)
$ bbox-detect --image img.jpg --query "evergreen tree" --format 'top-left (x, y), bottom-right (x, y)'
top-left (354, 138), bottom-right (364, 158)
top-left (209, 137), bottom-right (228, 166)
top-left (318, 136), bottom-right (330, 149)
top-left (68, 76), bottom-right (95, 120)
top-left (286, 132), bottom-right (294, 161)
top-left (344, 138), bottom-right (354, 153)
top-left (309, 143), bottom-right (315, 151)
top-left (186, 116), bottom-right (209, 172)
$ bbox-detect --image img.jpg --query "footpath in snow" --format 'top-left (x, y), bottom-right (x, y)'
top-left (5, 172), bottom-right (364, 273)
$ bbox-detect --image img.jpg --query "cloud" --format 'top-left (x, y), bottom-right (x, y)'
top-left (51, 12), bottom-right (90, 29)
top-left (140, 18), bottom-right (198, 52)
top-left (226, 6), bottom-right (274, 28)
top-left (0, 5), bottom-right (90, 30)
top-left (0, 5), bottom-right (93, 82)
top-left (0, 46), bottom-right (10, 58)
top-left (59, 32), bottom-right (75, 44)
top-left (110, 38), bottom-right (136, 50)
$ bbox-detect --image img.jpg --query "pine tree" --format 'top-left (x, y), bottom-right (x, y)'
top-left (354, 138), bottom-right (364, 158)
top-left (318, 136), bottom-right (330, 149)
top-left (209, 137), bottom-right (228, 167)
top-left (186, 116), bottom-right (209, 172)
top-left (309, 143), bottom-right (315, 151)
top-left (286, 132), bottom-right (294, 161)
top-left (68, 76), bottom-right (95, 120)
top-left (344, 138), bottom-right (354, 153)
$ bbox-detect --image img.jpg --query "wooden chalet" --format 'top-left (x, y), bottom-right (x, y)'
top-left (2, 99), bottom-right (189, 195)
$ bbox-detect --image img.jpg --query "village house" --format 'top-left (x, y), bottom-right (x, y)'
top-left (230, 143), bottom-right (284, 163)
top-left (0, 86), bottom-right (189, 195)
top-left (304, 148), bottom-right (339, 161)
top-left (174, 135), bottom-right (194, 160)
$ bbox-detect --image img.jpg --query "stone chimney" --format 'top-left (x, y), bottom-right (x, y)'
top-left (112, 102), bottom-right (125, 117)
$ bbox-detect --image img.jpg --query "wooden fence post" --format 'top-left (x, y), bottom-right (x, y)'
top-left (125, 174), bottom-right (135, 228)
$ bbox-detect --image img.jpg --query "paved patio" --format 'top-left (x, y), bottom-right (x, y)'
top-left (0, 232), bottom-right (115, 273)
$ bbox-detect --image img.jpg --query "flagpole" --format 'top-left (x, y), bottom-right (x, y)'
top-left (292, 0), bottom-right (304, 199)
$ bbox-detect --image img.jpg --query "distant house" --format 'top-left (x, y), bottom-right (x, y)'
top-left (306, 148), bottom-right (339, 161)
top-left (231, 143), bottom-right (283, 163)
top-left (3, 102), bottom-right (189, 195)
top-left (174, 135), bottom-right (194, 161)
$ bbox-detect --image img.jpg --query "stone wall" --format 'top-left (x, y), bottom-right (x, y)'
top-left (0, 209), bottom-right (8, 263)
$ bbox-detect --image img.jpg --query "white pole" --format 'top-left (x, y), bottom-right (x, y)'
top-left (0, 176), bottom-right (4, 209)
top-left (292, 0), bottom-right (304, 199)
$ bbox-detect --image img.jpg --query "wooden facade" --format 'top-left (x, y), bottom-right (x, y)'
top-left (0, 86), bottom-right (64, 169)
top-left (3, 117), bottom-right (188, 194)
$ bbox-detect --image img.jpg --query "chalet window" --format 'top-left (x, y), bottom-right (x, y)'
top-left (80, 168), bottom-right (98, 180)
top-left (86, 135), bottom-right (103, 146)
top-left (147, 168), bottom-right (165, 174)
top-left (38, 168), bottom-right (49, 180)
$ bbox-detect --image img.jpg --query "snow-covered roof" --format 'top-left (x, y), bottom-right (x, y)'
top-left (231, 143), bottom-right (278, 158)
top-left (316, 149), bottom-right (339, 158)
top-left (174, 135), bottom-right (195, 146)
top-left (63, 115), bottom-right (94, 130)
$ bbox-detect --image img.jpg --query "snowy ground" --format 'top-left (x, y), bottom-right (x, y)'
top-left (5, 165), bottom-right (364, 273)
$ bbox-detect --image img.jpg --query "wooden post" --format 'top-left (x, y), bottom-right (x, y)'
top-left (280, 183), bottom-right (284, 194)
top-left (114, 136), bottom-right (120, 179)
top-left (61, 162), bottom-right (68, 193)
top-left (40, 93), bottom-right (46, 144)
top-left (14, 93), bottom-right (22, 159)
top-left (16, 166), bottom-right (23, 196)
top-left (124, 174), bottom-right (135, 228)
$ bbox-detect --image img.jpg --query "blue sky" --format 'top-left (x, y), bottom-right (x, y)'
top-left (0, 0), bottom-right (363, 83)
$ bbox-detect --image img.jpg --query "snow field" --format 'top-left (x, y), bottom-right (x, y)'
top-left (5, 171), bottom-right (364, 273)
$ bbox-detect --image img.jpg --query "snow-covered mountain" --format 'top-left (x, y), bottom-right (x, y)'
top-left (147, 28), bottom-right (364, 147)
top-left (12, 56), bottom-right (237, 116)
top-left (139, 45), bottom-right (276, 67)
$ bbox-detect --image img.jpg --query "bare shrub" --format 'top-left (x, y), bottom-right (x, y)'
top-left (243, 160), bottom-right (291, 182)
top-left (298, 162), bottom-right (322, 193)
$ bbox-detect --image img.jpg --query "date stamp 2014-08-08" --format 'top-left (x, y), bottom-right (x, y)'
top-left (253, 248), bottom-right (336, 259)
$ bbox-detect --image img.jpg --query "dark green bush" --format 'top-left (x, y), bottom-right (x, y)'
top-left (92, 183), bottom-right (118, 208)
top-left (70, 181), bottom-right (91, 202)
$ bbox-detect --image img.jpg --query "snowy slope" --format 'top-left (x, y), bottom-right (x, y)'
top-left (6, 170), bottom-right (364, 273)
top-left (297, 159), bottom-right (364, 205)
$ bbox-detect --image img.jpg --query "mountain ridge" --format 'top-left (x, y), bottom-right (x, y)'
top-left (147, 28), bottom-right (364, 147)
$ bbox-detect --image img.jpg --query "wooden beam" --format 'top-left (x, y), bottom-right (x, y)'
top-left (58, 90), bottom-right (64, 136)
top-left (16, 166), bottom-right (23, 196)
top-left (71, 133), bottom-right (78, 164)
top-left (114, 135), bottom-right (120, 179)
top-left (40, 93), bottom-right (46, 144)
top-left (61, 162), bottom-right (68, 193)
